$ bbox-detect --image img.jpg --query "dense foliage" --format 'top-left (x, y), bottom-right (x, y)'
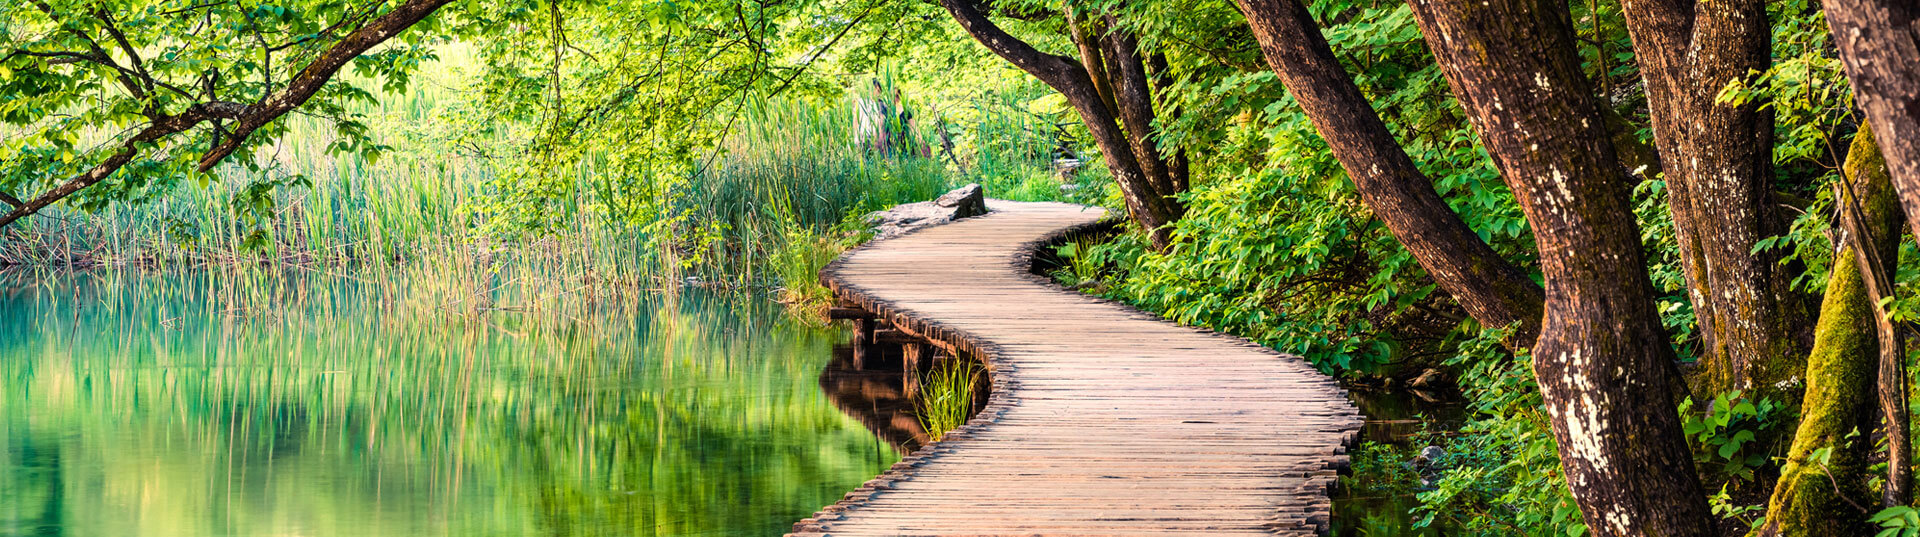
top-left (9, 0), bottom-right (1920, 534)
top-left (0, 0), bottom-right (1071, 292)
top-left (1038, 0), bottom-right (1920, 535)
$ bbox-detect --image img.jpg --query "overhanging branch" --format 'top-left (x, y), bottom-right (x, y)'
top-left (0, 0), bottom-right (454, 230)
top-left (195, 0), bottom-right (457, 172)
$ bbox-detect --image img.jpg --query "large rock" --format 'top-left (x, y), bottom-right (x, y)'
top-left (867, 184), bottom-right (989, 239)
top-left (935, 183), bottom-right (987, 218)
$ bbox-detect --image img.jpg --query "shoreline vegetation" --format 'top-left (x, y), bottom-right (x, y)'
top-left (0, 48), bottom-right (1093, 317)
top-left (10, 1), bottom-right (1920, 536)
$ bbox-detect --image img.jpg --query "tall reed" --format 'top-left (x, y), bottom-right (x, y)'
top-left (916, 358), bottom-right (984, 441)
top-left (0, 59), bottom-right (1068, 303)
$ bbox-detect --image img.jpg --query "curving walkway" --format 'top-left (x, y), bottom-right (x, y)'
top-left (792, 201), bottom-right (1364, 536)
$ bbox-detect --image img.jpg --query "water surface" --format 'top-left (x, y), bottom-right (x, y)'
top-left (0, 268), bottom-right (896, 536)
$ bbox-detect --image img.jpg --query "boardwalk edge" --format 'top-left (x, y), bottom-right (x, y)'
top-left (791, 203), bottom-right (1365, 536)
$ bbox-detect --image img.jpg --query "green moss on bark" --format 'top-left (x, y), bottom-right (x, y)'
top-left (1755, 128), bottom-right (1897, 537)
top-left (1757, 260), bottom-right (1877, 537)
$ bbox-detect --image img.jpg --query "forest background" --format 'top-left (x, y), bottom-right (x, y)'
top-left (6, 0), bottom-right (1920, 535)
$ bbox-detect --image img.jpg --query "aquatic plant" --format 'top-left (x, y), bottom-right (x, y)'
top-left (914, 358), bottom-right (983, 442)
top-left (0, 267), bottom-right (898, 536)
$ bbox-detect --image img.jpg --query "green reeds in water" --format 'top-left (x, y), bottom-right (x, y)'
top-left (916, 358), bottom-right (984, 442)
top-left (0, 57), bottom-right (1073, 309)
top-left (0, 266), bottom-right (897, 536)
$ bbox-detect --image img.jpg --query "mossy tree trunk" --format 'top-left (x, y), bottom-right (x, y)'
top-left (1846, 126), bottom-right (1913, 509)
top-left (1754, 127), bottom-right (1900, 537)
top-left (1401, 0), bottom-right (1713, 535)
top-left (1821, 1), bottom-right (1920, 505)
top-left (1232, 0), bottom-right (1548, 348)
top-left (1618, 0), bottom-right (1813, 401)
top-left (939, 0), bottom-right (1185, 249)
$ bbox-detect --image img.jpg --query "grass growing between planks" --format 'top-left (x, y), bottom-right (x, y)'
top-left (915, 358), bottom-right (984, 441)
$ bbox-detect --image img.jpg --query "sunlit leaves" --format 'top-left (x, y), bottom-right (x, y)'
top-left (0, 0), bottom-right (452, 216)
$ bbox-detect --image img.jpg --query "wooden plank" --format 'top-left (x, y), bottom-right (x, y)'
top-left (789, 201), bottom-right (1362, 536)
top-left (827, 306), bottom-right (873, 320)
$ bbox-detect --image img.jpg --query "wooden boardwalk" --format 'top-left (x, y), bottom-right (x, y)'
top-left (793, 201), bottom-right (1364, 536)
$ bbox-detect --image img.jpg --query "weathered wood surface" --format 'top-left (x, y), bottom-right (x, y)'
top-left (792, 201), bottom-right (1364, 536)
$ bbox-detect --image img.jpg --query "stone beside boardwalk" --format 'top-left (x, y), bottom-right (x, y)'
top-left (792, 200), bottom-right (1364, 536)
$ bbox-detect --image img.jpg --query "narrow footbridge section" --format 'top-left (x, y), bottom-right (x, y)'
top-left (793, 201), bottom-right (1364, 536)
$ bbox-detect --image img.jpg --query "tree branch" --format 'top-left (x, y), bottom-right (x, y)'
top-left (0, 0), bottom-right (457, 230)
top-left (195, 0), bottom-right (457, 172)
top-left (92, 9), bottom-right (155, 97)
top-left (31, 0), bottom-right (149, 103)
top-left (0, 102), bottom-right (246, 229)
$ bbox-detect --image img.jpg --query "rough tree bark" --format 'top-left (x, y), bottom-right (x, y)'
top-left (1824, 1), bottom-right (1920, 243)
top-left (940, 0), bottom-right (1184, 249)
top-left (1233, 0), bottom-right (1547, 346)
top-left (1756, 127), bottom-right (1899, 537)
top-left (1820, 0), bottom-right (1918, 507)
top-left (1619, 0), bottom-right (1811, 399)
top-left (1403, 0), bottom-right (1714, 534)
top-left (1099, 18), bottom-right (1182, 204)
top-left (1065, 11), bottom-right (1120, 117)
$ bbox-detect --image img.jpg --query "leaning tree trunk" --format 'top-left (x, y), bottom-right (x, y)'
top-left (1620, 0), bottom-right (1811, 400)
top-left (1066, 10), bottom-right (1121, 117)
top-left (1821, 2), bottom-right (1920, 505)
top-left (1233, 0), bottom-right (1547, 347)
top-left (940, 0), bottom-right (1183, 249)
top-left (1099, 18), bottom-right (1183, 206)
top-left (1824, 0), bottom-right (1920, 246)
top-left (1403, 0), bottom-right (1714, 534)
top-left (1755, 127), bottom-right (1900, 537)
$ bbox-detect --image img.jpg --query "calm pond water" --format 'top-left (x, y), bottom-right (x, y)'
top-left (0, 268), bottom-right (897, 536)
top-left (1331, 387), bottom-right (1466, 537)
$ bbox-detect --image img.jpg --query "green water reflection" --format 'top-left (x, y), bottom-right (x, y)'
top-left (0, 269), bottom-right (897, 537)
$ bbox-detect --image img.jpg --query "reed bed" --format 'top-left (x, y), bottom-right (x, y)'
top-left (0, 58), bottom-right (1066, 308)
top-left (0, 266), bottom-right (895, 536)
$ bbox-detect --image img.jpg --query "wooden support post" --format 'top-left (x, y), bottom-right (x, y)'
top-left (852, 318), bottom-right (876, 370)
top-left (903, 342), bottom-right (935, 374)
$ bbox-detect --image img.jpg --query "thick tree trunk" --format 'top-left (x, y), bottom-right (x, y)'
top-left (1403, 0), bottom-right (1713, 535)
top-left (1824, 1), bottom-right (1920, 247)
top-left (1755, 127), bottom-right (1899, 537)
top-left (1841, 127), bottom-right (1913, 509)
top-left (1233, 0), bottom-right (1547, 346)
top-left (1820, 5), bottom-right (1920, 504)
top-left (1148, 53), bottom-right (1192, 193)
top-left (1066, 12), bottom-right (1121, 118)
top-left (941, 0), bottom-right (1183, 249)
top-left (1619, 0), bottom-right (1810, 399)
top-left (1100, 19), bottom-right (1182, 209)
